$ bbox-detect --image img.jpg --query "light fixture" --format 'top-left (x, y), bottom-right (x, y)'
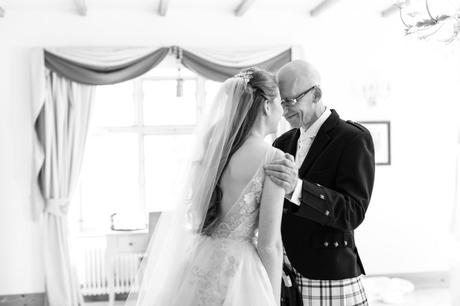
top-left (398, 0), bottom-right (460, 43)
top-left (362, 79), bottom-right (390, 107)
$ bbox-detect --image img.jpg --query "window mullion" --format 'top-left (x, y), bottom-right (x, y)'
top-left (142, 125), bottom-right (195, 135)
top-left (135, 79), bottom-right (147, 224)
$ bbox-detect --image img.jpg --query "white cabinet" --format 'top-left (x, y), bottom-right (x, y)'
top-left (105, 230), bottom-right (149, 306)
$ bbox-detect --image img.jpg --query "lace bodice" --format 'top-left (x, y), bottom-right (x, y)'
top-left (204, 146), bottom-right (279, 243)
top-left (208, 165), bottom-right (265, 242)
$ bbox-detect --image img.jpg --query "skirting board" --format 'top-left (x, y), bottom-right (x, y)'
top-left (0, 293), bottom-right (44, 306)
top-left (0, 271), bottom-right (450, 305)
top-left (366, 270), bottom-right (450, 289)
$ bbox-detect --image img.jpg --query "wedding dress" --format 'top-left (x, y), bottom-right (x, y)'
top-left (170, 148), bottom-right (278, 306)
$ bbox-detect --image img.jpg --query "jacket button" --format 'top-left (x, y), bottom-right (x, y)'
top-left (344, 241), bottom-right (348, 246)
top-left (316, 183), bottom-right (321, 187)
top-left (319, 194), bottom-right (325, 200)
top-left (323, 242), bottom-right (329, 247)
top-left (325, 210), bottom-right (330, 216)
top-left (334, 242), bottom-right (339, 247)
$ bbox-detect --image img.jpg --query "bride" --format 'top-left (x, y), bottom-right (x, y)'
top-left (125, 67), bottom-right (286, 306)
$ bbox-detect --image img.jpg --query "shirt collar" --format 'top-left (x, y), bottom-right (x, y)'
top-left (300, 106), bottom-right (331, 139)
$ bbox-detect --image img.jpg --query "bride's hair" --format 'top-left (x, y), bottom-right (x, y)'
top-left (202, 67), bottom-right (279, 231)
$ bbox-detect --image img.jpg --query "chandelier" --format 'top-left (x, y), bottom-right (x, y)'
top-left (398, 0), bottom-right (460, 43)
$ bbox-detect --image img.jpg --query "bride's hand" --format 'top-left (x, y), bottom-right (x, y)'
top-left (264, 153), bottom-right (297, 194)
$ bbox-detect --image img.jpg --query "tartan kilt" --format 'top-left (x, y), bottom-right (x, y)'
top-left (295, 272), bottom-right (368, 306)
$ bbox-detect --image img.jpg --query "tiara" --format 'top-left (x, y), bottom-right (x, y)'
top-left (233, 70), bottom-right (253, 84)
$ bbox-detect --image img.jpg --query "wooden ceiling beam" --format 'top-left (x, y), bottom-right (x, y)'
top-left (158, 0), bottom-right (170, 16)
top-left (309, 0), bottom-right (340, 17)
top-left (381, 4), bottom-right (400, 17)
top-left (75, 0), bottom-right (87, 16)
top-left (235, 0), bottom-right (255, 17)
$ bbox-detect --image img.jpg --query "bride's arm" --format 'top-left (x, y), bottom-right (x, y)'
top-left (257, 151), bottom-right (286, 305)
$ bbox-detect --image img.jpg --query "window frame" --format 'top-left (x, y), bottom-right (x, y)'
top-left (74, 75), bottom-right (210, 233)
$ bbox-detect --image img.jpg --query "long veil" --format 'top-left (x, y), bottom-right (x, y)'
top-left (125, 74), bottom-right (256, 306)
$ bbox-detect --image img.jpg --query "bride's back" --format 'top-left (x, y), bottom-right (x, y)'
top-left (219, 139), bottom-right (270, 217)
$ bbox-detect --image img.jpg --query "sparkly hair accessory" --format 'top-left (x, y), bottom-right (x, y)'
top-left (233, 70), bottom-right (253, 84)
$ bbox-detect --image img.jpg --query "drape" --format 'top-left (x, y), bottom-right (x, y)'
top-left (185, 46), bottom-right (292, 66)
top-left (43, 46), bottom-right (293, 85)
top-left (32, 47), bottom-right (172, 306)
top-left (31, 45), bottom-right (297, 306)
top-left (180, 47), bottom-right (292, 82)
top-left (35, 70), bottom-right (95, 306)
top-left (45, 47), bottom-right (169, 85)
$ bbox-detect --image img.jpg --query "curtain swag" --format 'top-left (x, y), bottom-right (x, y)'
top-left (44, 46), bottom-right (292, 85)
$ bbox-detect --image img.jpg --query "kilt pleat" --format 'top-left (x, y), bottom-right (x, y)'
top-left (295, 273), bottom-right (368, 306)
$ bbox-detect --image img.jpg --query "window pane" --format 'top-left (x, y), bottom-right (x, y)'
top-left (205, 80), bottom-right (222, 107)
top-left (92, 81), bottom-right (135, 127)
top-left (144, 135), bottom-right (195, 212)
top-left (76, 133), bottom-right (142, 231)
top-left (143, 79), bottom-right (197, 125)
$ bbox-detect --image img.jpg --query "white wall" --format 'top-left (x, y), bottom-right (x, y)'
top-left (303, 12), bottom-right (460, 275)
top-left (1, 3), bottom-right (460, 294)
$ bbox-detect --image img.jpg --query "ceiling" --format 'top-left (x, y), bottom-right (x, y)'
top-left (0, 0), bottom-right (398, 18)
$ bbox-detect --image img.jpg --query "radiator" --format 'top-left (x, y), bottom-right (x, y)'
top-left (74, 242), bottom-right (144, 296)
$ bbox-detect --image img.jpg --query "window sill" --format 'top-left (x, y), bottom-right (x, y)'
top-left (72, 229), bottom-right (148, 238)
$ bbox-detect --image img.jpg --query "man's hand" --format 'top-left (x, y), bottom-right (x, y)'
top-left (264, 153), bottom-right (298, 194)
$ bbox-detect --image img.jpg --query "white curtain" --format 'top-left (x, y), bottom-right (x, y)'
top-left (31, 47), bottom-right (167, 306)
top-left (36, 70), bottom-right (95, 306)
top-left (30, 47), bottom-right (165, 220)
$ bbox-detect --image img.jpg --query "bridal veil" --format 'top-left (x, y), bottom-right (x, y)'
top-left (125, 70), bottom-right (258, 306)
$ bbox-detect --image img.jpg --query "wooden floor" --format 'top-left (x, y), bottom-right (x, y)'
top-left (86, 288), bottom-right (453, 306)
top-left (371, 288), bottom-right (452, 306)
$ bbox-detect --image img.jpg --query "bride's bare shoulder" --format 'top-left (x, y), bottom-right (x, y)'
top-left (228, 141), bottom-right (272, 177)
top-left (235, 140), bottom-right (270, 159)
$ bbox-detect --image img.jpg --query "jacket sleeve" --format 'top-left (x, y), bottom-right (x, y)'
top-left (293, 131), bottom-right (375, 231)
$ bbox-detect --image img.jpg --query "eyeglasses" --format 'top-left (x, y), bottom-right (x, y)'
top-left (280, 86), bottom-right (317, 108)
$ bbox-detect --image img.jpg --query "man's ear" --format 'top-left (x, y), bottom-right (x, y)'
top-left (312, 87), bottom-right (322, 103)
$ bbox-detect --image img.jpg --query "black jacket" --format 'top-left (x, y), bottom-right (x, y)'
top-left (273, 109), bottom-right (375, 280)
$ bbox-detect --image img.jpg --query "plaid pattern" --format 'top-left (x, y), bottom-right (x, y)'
top-left (295, 273), bottom-right (368, 306)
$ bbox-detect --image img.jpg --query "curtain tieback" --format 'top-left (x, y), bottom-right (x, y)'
top-left (45, 198), bottom-right (70, 216)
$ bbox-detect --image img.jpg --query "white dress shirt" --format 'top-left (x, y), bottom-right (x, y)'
top-left (288, 107), bottom-right (331, 205)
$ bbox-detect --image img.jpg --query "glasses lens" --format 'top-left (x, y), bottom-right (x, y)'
top-left (281, 86), bottom-right (316, 107)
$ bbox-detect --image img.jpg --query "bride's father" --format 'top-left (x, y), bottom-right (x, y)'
top-left (265, 60), bottom-right (375, 305)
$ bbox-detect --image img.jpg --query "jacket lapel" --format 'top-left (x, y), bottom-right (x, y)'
top-left (298, 109), bottom-right (340, 178)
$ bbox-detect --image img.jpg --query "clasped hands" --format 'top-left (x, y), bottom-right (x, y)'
top-left (263, 153), bottom-right (298, 195)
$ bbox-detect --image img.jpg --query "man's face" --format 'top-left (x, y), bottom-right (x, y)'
top-left (279, 83), bottom-right (317, 129)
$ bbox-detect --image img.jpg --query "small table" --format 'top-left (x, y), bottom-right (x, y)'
top-left (105, 230), bottom-right (149, 306)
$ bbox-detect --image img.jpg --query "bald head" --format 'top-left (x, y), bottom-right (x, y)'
top-left (276, 60), bottom-right (325, 129)
top-left (276, 60), bottom-right (321, 98)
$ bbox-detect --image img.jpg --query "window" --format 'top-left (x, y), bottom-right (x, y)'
top-left (69, 68), bottom-right (222, 233)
